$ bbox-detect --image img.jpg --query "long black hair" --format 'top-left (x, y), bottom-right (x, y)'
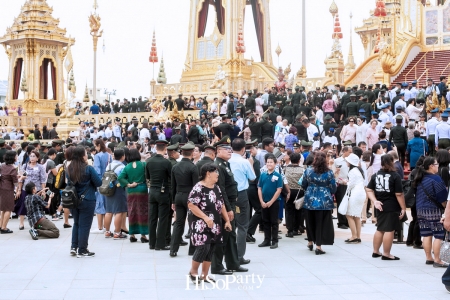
top-left (67, 146), bottom-right (87, 184)
top-left (369, 144), bottom-right (381, 168)
top-left (413, 157), bottom-right (436, 188)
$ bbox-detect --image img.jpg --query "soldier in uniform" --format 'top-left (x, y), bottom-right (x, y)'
top-left (340, 87), bottom-right (352, 118)
top-left (374, 83), bottom-right (381, 99)
top-left (389, 115), bottom-right (408, 167)
top-left (356, 83), bottom-right (366, 97)
top-left (274, 101), bottom-right (282, 115)
top-left (175, 94), bottom-right (184, 111)
top-left (346, 94), bottom-right (358, 117)
top-left (196, 145), bottom-right (216, 173)
top-left (323, 115), bottom-right (338, 136)
top-left (212, 136), bottom-right (247, 275)
top-left (291, 86), bottom-right (302, 117)
top-left (170, 127), bottom-right (183, 144)
top-left (217, 116), bottom-right (234, 139)
top-left (245, 91), bottom-right (256, 112)
top-left (435, 112), bottom-right (450, 150)
top-left (113, 100), bottom-right (121, 113)
top-left (298, 99), bottom-right (311, 117)
top-left (260, 115), bottom-right (274, 141)
top-left (281, 99), bottom-right (295, 125)
top-left (248, 115), bottom-right (265, 142)
top-left (360, 96), bottom-right (372, 122)
top-left (268, 106), bottom-right (278, 125)
top-left (0, 139), bottom-right (6, 164)
top-left (165, 143), bottom-right (180, 246)
top-left (145, 140), bottom-right (172, 251)
top-left (113, 118), bottom-right (122, 142)
top-left (365, 84), bottom-right (376, 103)
top-left (169, 142), bottom-right (199, 257)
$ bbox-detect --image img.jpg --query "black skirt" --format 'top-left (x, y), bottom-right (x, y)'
top-left (305, 209), bottom-right (334, 246)
top-left (376, 211), bottom-right (400, 232)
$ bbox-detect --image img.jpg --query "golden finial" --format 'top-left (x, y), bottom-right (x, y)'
top-left (93, 0), bottom-right (98, 12)
top-left (329, 0), bottom-right (338, 18)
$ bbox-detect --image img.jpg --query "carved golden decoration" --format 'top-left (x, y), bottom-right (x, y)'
top-left (426, 90), bottom-right (440, 114)
top-left (379, 45), bottom-right (397, 74)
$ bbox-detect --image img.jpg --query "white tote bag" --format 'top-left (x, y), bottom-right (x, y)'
top-left (338, 192), bottom-right (350, 215)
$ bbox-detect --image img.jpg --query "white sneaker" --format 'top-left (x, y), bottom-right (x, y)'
top-left (90, 228), bottom-right (105, 234)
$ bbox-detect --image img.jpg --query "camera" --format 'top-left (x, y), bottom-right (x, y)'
top-left (22, 172), bottom-right (27, 176)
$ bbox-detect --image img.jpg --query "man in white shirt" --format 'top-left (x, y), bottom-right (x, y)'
top-left (395, 94), bottom-right (407, 111)
top-left (425, 79), bottom-right (440, 97)
top-left (236, 113), bottom-right (244, 130)
top-left (210, 98), bottom-right (219, 115)
top-left (322, 128), bottom-right (338, 146)
top-left (105, 122), bottom-right (113, 139)
top-left (410, 80), bottom-right (419, 99)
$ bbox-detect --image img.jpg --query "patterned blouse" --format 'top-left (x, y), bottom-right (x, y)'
top-left (20, 163), bottom-right (46, 191)
top-left (188, 182), bottom-right (224, 246)
top-left (301, 168), bottom-right (337, 210)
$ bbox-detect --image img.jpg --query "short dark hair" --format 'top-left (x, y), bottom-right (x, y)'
top-left (127, 149), bottom-right (141, 162)
top-left (232, 138), bottom-right (246, 151)
top-left (52, 122), bottom-right (57, 127)
top-left (262, 138), bottom-right (274, 149)
top-left (199, 163), bottom-right (218, 181)
top-left (4, 150), bottom-right (16, 165)
top-left (25, 182), bottom-right (36, 194)
top-left (47, 148), bottom-right (57, 157)
top-left (290, 152), bottom-right (301, 164)
top-left (352, 147), bottom-right (363, 158)
top-left (156, 144), bottom-right (167, 151)
top-left (114, 149), bottom-right (125, 160)
top-left (264, 153), bottom-right (277, 163)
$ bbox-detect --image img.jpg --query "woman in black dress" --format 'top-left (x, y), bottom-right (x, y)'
top-left (187, 163), bottom-right (231, 283)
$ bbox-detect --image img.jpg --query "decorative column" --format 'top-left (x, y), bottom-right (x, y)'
top-left (300, 0), bottom-right (307, 78)
top-left (373, 0), bottom-right (387, 84)
top-left (89, 0), bottom-right (103, 103)
top-left (236, 13), bottom-right (246, 94)
top-left (149, 30), bottom-right (158, 97)
top-left (324, 1), bottom-right (345, 85)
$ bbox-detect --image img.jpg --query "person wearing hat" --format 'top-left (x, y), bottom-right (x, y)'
top-left (298, 99), bottom-right (312, 117)
top-left (143, 140), bottom-right (172, 250)
top-left (360, 96), bottom-right (372, 122)
top-left (260, 114), bottom-right (274, 141)
top-left (341, 153), bottom-right (366, 243)
top-left (312, 87), bottom-right (324, 108)
top-left (170, 126), bottom-right (183, 145)
top-left (113, 118), bottom-right (123, 142)
top-left (195, 145), bottom-right (216, 174)
top-left (169, 142), bottom-right (199, 257)
top-left (410, 80), bottom-right (418, 99)
top-left (345, 94), bottom-right (358, 118)
top-left (291, 86), bottom-right (302, 116)
top-left (323, 127), bottom-right (338, 147)
top-left (323, 114), bottom-right (338, 136)
top-left (245, 90), bottom-right (256, 113)
top-left (211, 136), bottom-right (247, 274)
top-left (365, 84), bottom-right (376, 103)
top-left (435, 112), bottom-right (450, 149)
top-left (247, 115), bottom-right (264, 143)
top-left (427, 108), bottom-right (440, 156)
top-left (229, 138), bottom-right (256, 262)
top-left (378, 103), bottom-right (393, 126)
top-left (281, 99), bottom-right (295, 125)
top-left (388, 115), bottom-right (408, 167)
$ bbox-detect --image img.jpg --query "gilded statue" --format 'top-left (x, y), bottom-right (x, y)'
top-left (169, 104), bottom-right (185, 123)
top-left (330, 37), bottom-right (343, 59)
top-left (284, 63), bottom-right (292, 80)
top-left (89, 13), bottom-right (103, 50)
top-left (426, 90), bottom-right (439, 114)
top-left (274, 67), bottom-right (288, 92)
top-left (210, 65), bottom-right (226, 89)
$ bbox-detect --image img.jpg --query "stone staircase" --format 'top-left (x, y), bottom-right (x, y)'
top-left (394, 50), bottom-right (450, 85)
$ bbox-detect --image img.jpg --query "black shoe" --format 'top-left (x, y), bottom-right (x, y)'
top-left (232, 266), bottom-right (248, 272)
top-left (332, 216), bottom-right (338, 219)
top-left (315, 248), bottom-right (326, 255)
top-left (239, 258), bottom-right (250, 265)
top-left (130, 236), bottom-right (138, 243)
top-left (0, 228), bottom-right (13, 234)
top-left (381, 255), bottom-right (400, 260)
top-left (406, 243), bottom-right (413, 247)
top-left (246, 234), bottom-right (256, 243)
top-left (121, 229), bottom-right (129, 234)
top-left (372, 253), bottom-right (382, 258)
top-left (19, 226), bottom-right (24, 230)
top-left (413, 245), bottom-right (424, 249)
top-left (270, 242), bottom-right (278, 249)
top-left (180, 240), bottom-right (188, 246)
top-left (445, 285), bottom-right (450, 293)
top-left (63, 224), bottom-right (72, 228)
top-left (155, 246), bottom-right (170, 251)
top-left (258, 241), bottom-right (270, 247)
top-left (77, 251), bottom-right (95, 258)
top-left (212, 269), bottom-right (233, 275)
top-left (338, 225), bottom-right (349, 229)
top-left (70, 248), bottom-right (77, 256)
top-left (184, 233), bottom-right (191, 239)
top-left (345, 238), bottom-right (360, 244)
top-left (277, 235), bottom-right (282, 239)
top-left (169, 251), bottom-right (177, 257)
top-left (285, 232), bottom-right (293, 238)
top-left (307, 244), bottom-right (313, 251)
top-left (149, 245), bottom-right (155, 249)
top-left (140, 237), bottom-right (149, 243)
top-left (292, 231), bottom-right (302, 236)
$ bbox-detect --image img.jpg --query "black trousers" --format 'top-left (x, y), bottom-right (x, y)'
top-left (262, 201), bottom-right (280, 243)
top-left (396, 144), bottom-right (406, 168)
top-left (170, 192), bottom-right (189, 253)
top-left (406, 204), bottom-right (422, 246)
top-left (247, 184), bottom-right (262, 236)
top-left (285, 189), bottom-right (303, 232)
top-left (148, 189), bottom-right (170, 249)
top-left (306, 209), bottom-right (334, 246)
top-left (335, 185), bottom-right (349, 227)
top-left (211, 202), bottom-right (240, 272)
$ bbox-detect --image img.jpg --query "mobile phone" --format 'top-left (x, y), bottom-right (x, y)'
top-left (22, 172), bottom-right (27, 176)
top-left (245, 150), bottom-right (250, 159)
top-left (46, 190), bottom-right (52, 196)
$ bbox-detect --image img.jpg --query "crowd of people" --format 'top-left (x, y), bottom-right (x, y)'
top-left (2, 79), bottom-right (450, 290)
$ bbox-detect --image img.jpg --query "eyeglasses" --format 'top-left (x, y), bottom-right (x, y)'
top-left (210, 170), bottom-right (219, 174)
top-left (433, 163), bottom-right (439, 166)
top-left (349, 120), bottom-right (355, 123)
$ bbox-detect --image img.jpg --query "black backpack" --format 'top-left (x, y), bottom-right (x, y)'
top-left (99, 164), bottom-right (121, 197)
top-left (61, 166), bottom-right (85, 209)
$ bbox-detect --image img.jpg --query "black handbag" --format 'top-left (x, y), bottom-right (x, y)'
top-left (403, 180), bottom-right (415, 208)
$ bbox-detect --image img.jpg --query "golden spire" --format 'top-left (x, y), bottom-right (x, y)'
top-left (93, 0), bottom-right (98, 13)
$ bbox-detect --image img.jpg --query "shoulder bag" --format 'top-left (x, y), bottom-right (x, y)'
top-left (420, 183), bottom-right (445, 214)
top-left (293, 188), bottom-right (304, 210)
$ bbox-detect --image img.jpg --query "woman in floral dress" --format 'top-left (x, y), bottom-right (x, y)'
top-left (187, 163), bottom-right (232, 283)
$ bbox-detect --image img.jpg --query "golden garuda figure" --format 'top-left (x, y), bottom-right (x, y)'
top-left (426, 89), bottom-right (440, 114)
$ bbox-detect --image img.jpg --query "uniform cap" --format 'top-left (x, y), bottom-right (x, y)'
top-left (214, 135), bottom-right (232, 148)
top-left (167, 143), bottom-right (179, 151)
top-left (442, 112), bottom-right (449, 118)
top-left (325, 115), bottom-right (333, 120)
top-left (343, 140), bottom-right (353, 146)
top-left (395, 115), bottom-right (403, 120)
top-left (371, 111), bottom-right (379, 115)
top-left (180, 142), bottom-right (195, 150)
top-left (155, 140), bottom-right (169, 145)
top-left (329, 127), bottom-right (335, 132)
top-left (431, 108), bottom-right (439, 113)
top-left (293, 142), bottom-right (300, 148)
top-left (203, 145), bottom-right (216, 151)
top-left (358, 109), bottom-right (366, 113)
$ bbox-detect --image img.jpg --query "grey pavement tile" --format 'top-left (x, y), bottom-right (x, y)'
top-left (340, 293), bottom-right (389, 300)
top-left (116, 271), bottom-right (155, 280)
top-left (319, 274), bottom-right (365, 285)
top-left (358, 273), bottom-right (404, 284)
top-left (0, 279), bottom-right (31, 290)
top-left (64, 288), bottom-right (113, 299)
top-left (429, 290), bottom-right (450, 300)
top-left (111, 288), bottom-right (155, 299)
top-left (329, 283), bottom-right (377, 294)
top-left (25, 278), bottom-right (72, 290)
top-left (385, 291), bottom-right (439, 300)
top-left (70, 279), bottom-right (115, 289)
top-left (369, 282), bottom-right (421, 294)
top-left (17, 289), bottom-right (67, 299)
top-left (113, 279), bottom-right (156, 289)
top-left (285, 284), bottom-right (335, 295)
top-left (0, 290), bottom-right (22, 299)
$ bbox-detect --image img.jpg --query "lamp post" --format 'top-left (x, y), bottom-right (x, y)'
top-left (89, 0), bottom-right (103, 103)
top-left (103, 88), bottom-right (116, 103)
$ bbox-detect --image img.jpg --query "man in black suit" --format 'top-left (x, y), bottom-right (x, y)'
top-left (49, 123), bottom-right (58, 139)
top-left (175, 94), bottom-right (184, 111)
top-left (130, 98), bottom-right (138, 113)
top-left (34, 124), bottom-right (42, 140)
top-left (217, 116), bottom-right (234, 138)
top-left (187, 119), bottom-right (199, 144)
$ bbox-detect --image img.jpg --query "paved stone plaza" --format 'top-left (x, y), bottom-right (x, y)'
top-left (0, 216), bottom-right (448, 300)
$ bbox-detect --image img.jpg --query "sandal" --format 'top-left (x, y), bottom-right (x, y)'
top-left (130, 236), bottom-right (138, 243)
top-left (202, 275), bottom-right (216, 283)
top-left (0, 228), bottom-right (13, 234)
top-left (189, 272), bottom-right (201, 284)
